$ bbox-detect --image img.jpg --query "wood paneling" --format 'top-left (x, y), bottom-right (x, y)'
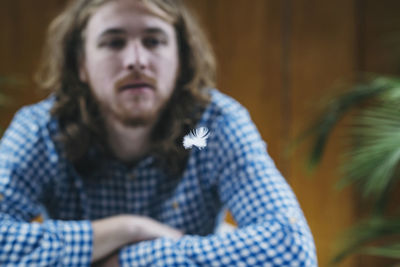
top-left (190, 1), bottom-right (359, 266)
top-left (186, 0), bottom-right (286, 172)
top-left (1, 0), bottom-right (398, 266)
top-left (288, 1), bottom-right (358, 266)
top-left (0, 0), bottom-right (67, 126)
top-left (362, 0), bottom-right (400, 75)
top-left (355, 1), bottom-right (400, 266)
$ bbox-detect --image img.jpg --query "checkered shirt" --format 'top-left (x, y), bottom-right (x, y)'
top-left (0, 89), bottom-right (317, 266)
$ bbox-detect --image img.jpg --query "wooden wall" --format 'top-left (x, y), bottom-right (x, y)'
top-left (1, 0), bottom-right (399, 266)
top-left (0, 0), bottom-right (66, 119)
top-left (188, 1), bottom-right (400, 266)
top-left (189, 0), bottom-right (357, 265)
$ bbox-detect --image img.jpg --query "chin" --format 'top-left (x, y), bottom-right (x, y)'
top-left (119, 111), bottom-right (159, 127)
top-left (114, 99), bottom-right (170, 127)
top-left (122, 119), bottom-right (149, 127)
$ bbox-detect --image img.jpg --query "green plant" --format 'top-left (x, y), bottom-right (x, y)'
top-left (303, 76), bottom-right (400, 264)
top-left (0, 76), bottom-right (12, 106)
top-left (0, 75), bottom-right (18, 134)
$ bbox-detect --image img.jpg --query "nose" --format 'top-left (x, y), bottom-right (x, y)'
top-left (123, 41), bottom-right (147, 71)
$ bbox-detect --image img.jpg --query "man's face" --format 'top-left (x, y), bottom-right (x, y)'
top-left (80, 0), bottom-right (179, 126)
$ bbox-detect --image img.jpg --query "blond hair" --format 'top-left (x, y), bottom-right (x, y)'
top-left (36, 0), bottom-right (216, 175)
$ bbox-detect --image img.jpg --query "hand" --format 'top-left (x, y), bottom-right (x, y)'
top-left (131, 215), bottom-right (183, 242)
top-left (91, 215), bottom-right (183, 262)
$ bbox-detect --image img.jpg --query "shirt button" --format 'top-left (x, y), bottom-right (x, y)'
top-left (0, 194), bottom-right (3, 201)
top-left (128, 173), bottom-right (135, 180)
top-left (172, 201), bottom-right (179, 210)
top-left (289, 217), bottom-right (298, 224)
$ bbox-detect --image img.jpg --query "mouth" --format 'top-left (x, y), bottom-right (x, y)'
top-left (119, 83), bottom-right (155, 92)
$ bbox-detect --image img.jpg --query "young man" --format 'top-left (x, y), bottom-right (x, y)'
top-left (0, 0), bottom-right (317, 266)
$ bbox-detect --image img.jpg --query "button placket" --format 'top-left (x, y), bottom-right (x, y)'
top-left (128, 172), bottom-right (136, 180)
top-left (124, 168), bottom-right (135, 214)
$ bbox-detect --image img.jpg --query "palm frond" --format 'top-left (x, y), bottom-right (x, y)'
top-left (302, 76), bottom-right (400, 188)
top-left (332, 216), bottom-right (400, 263)
top-left (301, 77), bottom-right (398, 170)
top-left (338, 102), bottom-right (400, 205)
top-left (0, 75), bottom-right (17, 135)
top-left (361, 243), bottom-right (400, 259)
top-left (0, 76), bottom-right (23, 86)
top-left (0, 95), bottom-right (10, 106)
top-left (298, 75), bottom-right (400, 263)
top-left (0, 75), bottom-right (19, 107)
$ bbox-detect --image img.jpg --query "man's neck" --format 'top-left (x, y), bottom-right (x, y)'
top-left (104, 118), bottom-right (154, 164)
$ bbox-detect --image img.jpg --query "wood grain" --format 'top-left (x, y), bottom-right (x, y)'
top-left (1, 0), bottom-right (398, 266)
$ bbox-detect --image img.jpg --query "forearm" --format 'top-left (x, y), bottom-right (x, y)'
top-left (92, 215), bottom-right (183, 263)
top-left (0, 213), bottom-right (92, 266)
top-left (92, 215), bottom-right (135, 262)
top-left (118, 218), bottom-right (317, 266)
top-left (179, 220), bottom-right (317, 266)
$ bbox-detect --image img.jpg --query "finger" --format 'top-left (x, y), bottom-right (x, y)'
top-left (138, 217), bottom-right (183, 240)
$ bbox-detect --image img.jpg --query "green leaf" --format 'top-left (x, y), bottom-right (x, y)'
top-left (332, 216), bottom-right (400, 263)
top-left (0, 75), bottom-right (24, 87)
top-left (361, 243), bottom-right (400, 259)
top-left (0, 75), bottom-right (18, 108)
top-left (338, 102), bottom-right (400, 207)
top-left (297, 80), bottom-right (389, 170)
top-left (297, 75), bottom-right (400, 263)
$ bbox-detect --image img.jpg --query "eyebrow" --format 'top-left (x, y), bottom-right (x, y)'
top-left (97, 28), bottom-right (127, 41)
top-left (144, 27), bottom-right (168, 36)
top-left (97, 27), bottom-right (168, 41)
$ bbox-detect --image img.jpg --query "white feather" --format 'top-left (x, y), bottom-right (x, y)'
top-left (183, 127), bottom-right (210, 149)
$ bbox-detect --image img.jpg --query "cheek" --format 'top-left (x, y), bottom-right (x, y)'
top-left (85, 64), bottom-right (118, 97)
top-left (85, 48), bottom-right (121, 75)
top-left (160, 63), bottom-right (178, 92)
top-left (160, 52), bottom-right (179, 85)
top-left (87, 57), bottom-right (119, 83)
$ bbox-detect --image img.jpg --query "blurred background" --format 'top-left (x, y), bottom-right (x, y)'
top-left (1, 0), bottom-right (400, 266)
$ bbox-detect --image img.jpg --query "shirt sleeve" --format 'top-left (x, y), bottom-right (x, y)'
top-left (118, 102), bottom-right (317, 266)
top-left (0, 107), bottom-right (93, 266)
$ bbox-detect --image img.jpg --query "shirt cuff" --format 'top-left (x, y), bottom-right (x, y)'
top-left (46, 220), bottom-right (93, 266)
top-left (119, 238), bottom-right (195, 267)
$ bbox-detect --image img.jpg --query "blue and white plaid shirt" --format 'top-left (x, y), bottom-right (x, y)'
top-left (0, 89), bottom-right (317, 266)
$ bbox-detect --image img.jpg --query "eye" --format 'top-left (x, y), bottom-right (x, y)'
top-left (142, 36), bottom-right (167, 49)
top-left (99, 38), bottom-right (126, 50)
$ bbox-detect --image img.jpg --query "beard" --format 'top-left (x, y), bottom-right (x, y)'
top-left (95, 91), bottom-right (173, 128)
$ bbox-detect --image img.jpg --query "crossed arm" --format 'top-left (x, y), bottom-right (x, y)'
top-left (91, 215), bottom-right (182, 264)
top-left (93, 108), bottom-right (318, 266)
top-left (0, 107), bottom-right (183, 266)
top-left (0, 106), bottom-right (317, 266)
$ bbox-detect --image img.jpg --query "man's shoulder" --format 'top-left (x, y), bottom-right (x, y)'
top-left (0, 95), bottom-right (59, 158)
top-left (8, 95), bottom-right (58, 140)
top-left (15, 95), bottom-right (55, 124)
top-left (205, 89), bottom-right (250, 122)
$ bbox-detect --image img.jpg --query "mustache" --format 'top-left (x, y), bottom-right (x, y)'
top-left (115, 71), bottom-right (157, 91)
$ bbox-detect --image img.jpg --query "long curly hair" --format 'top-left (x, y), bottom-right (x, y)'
top-left (35, 0), bottom-right (216, 175)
